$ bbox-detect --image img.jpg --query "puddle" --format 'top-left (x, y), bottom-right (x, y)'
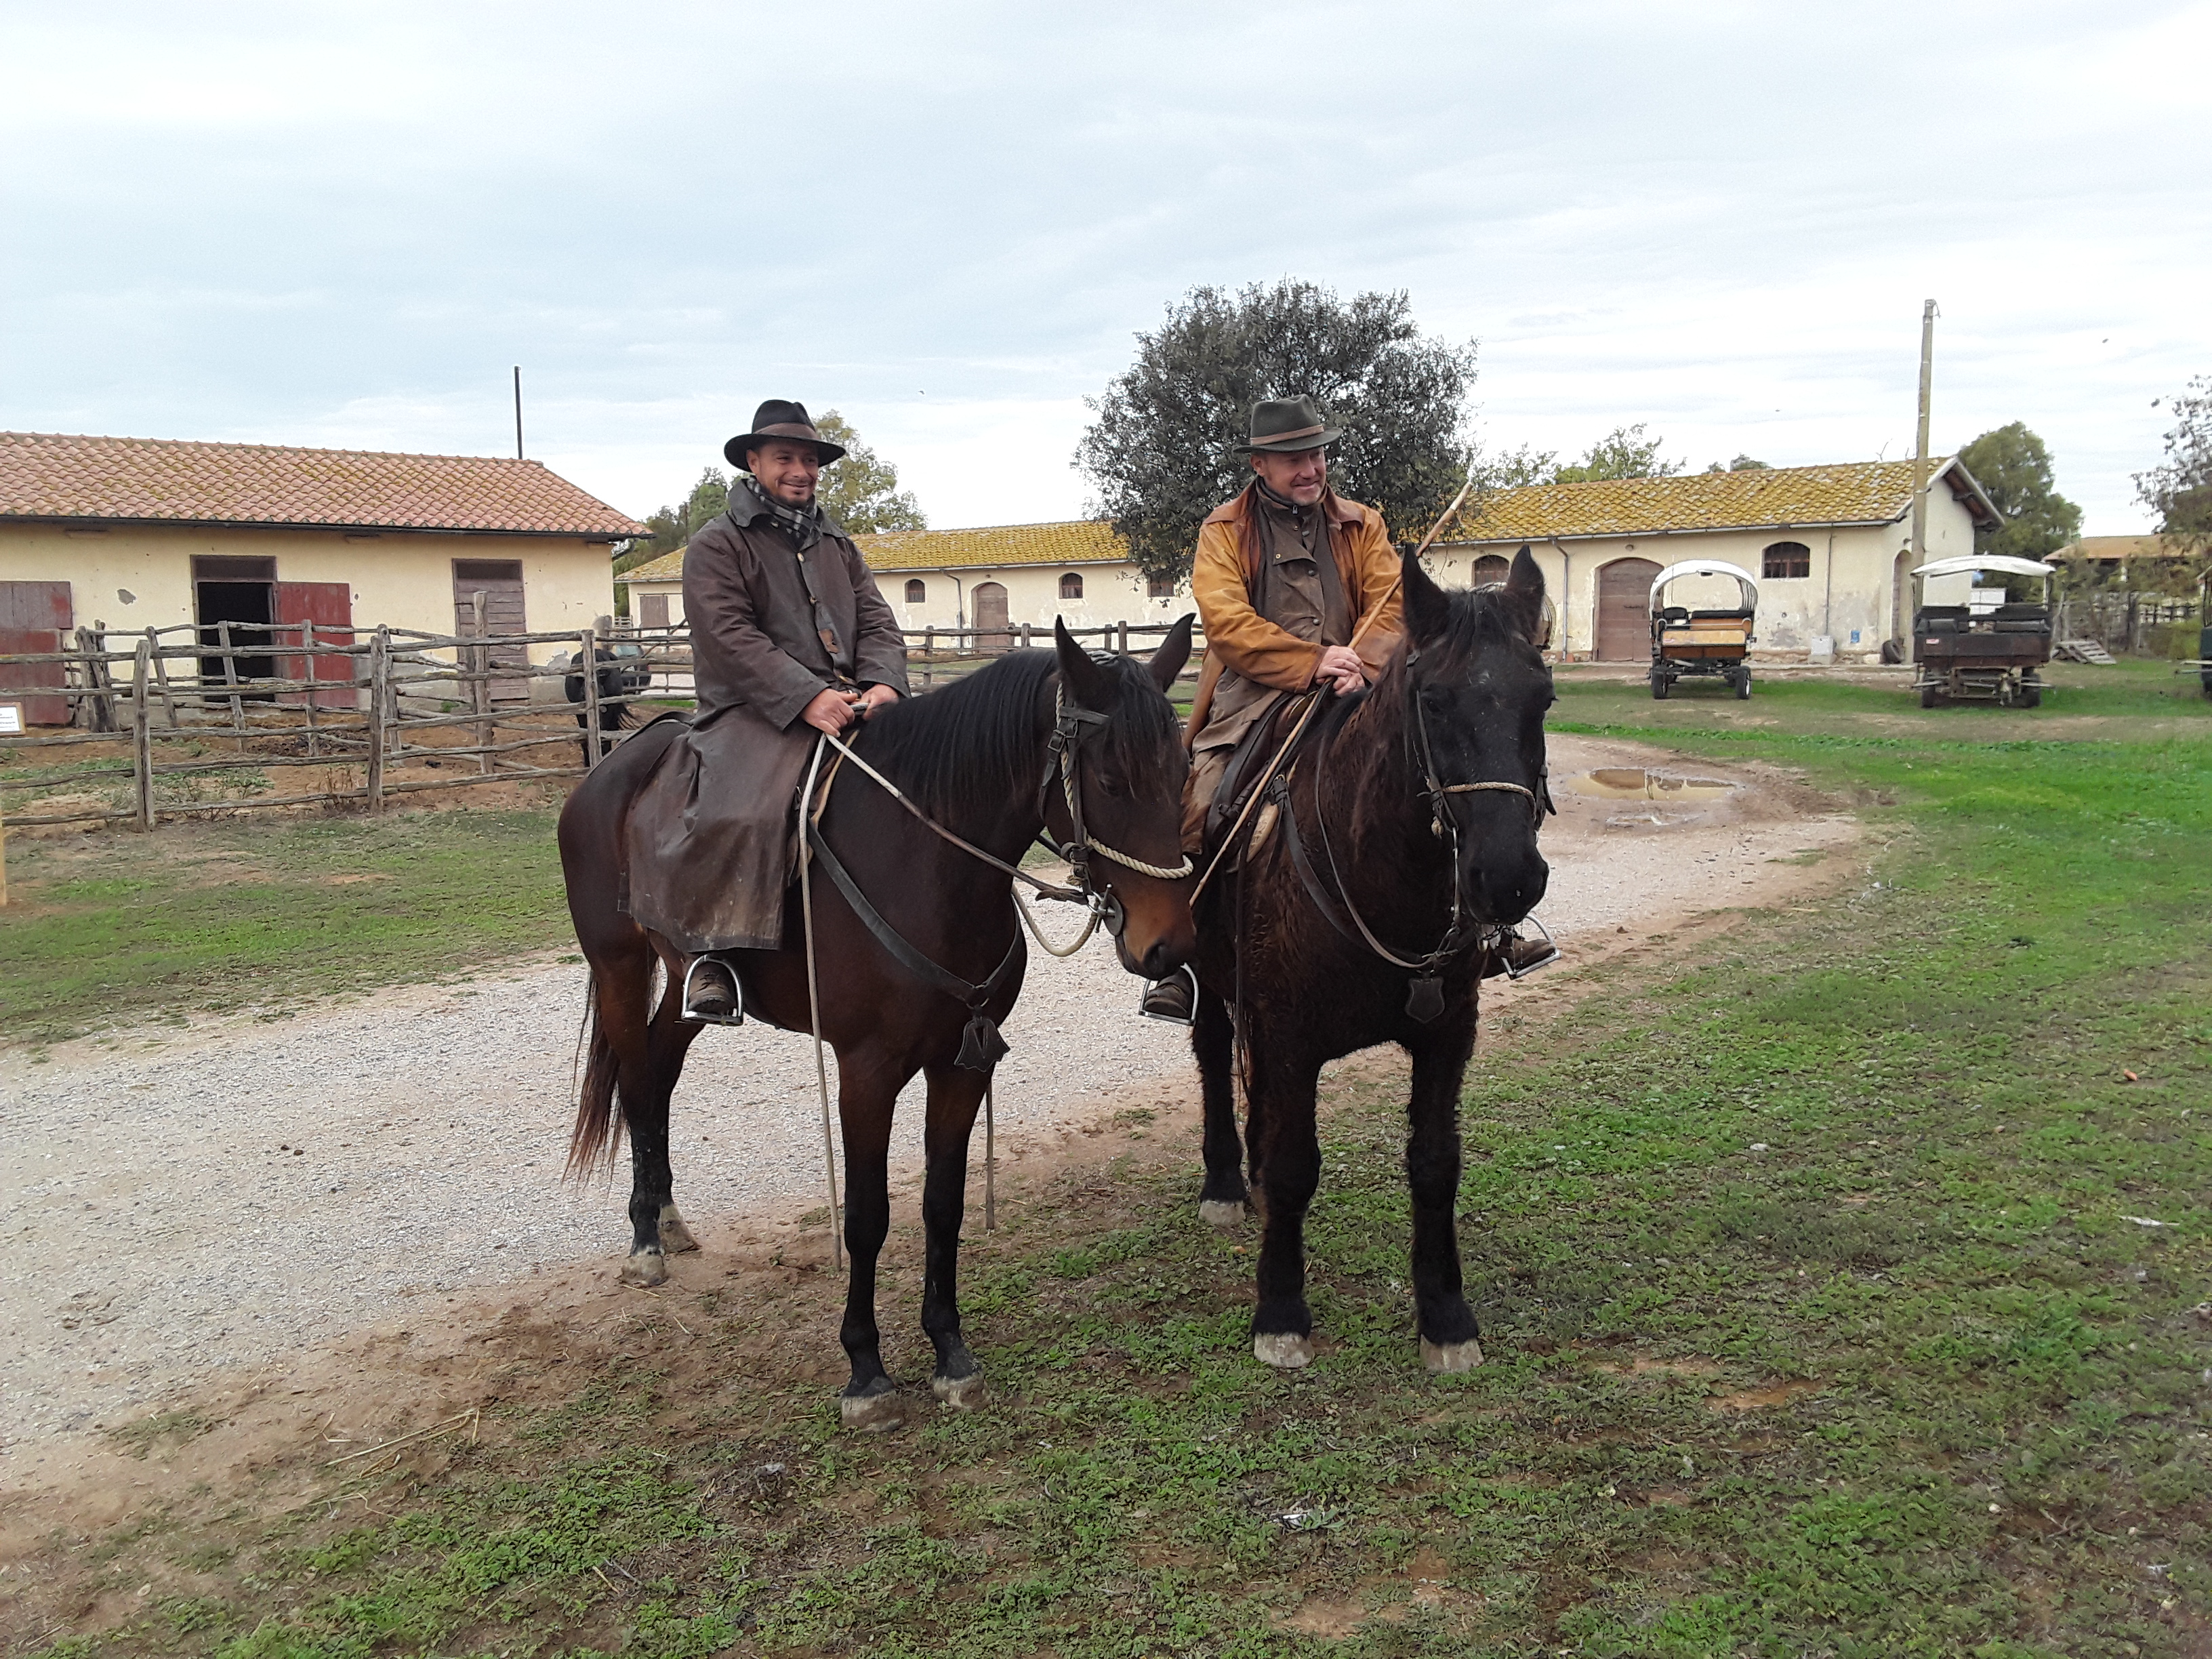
top-left (1567, 768), bottom-right (1737, 801)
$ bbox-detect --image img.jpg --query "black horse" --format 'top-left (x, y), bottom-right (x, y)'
top-left (565, 645), bottom-right (639, 764)
top-left (1190, 550), bottom-right (1553, 1372)
top-left (558, 621), bottom-right (1197, 1428)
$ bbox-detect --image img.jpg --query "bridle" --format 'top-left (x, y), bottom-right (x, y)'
top-left (805, 670), bottom-right (1189, 1067)
top-left (1282, 648), bottom-right (1553, 1023)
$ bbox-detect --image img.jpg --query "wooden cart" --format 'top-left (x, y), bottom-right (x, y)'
top-left (1648, 560), bottom-right (1759, 700)
top-left (1908, 555), bottom-right (2055, 709)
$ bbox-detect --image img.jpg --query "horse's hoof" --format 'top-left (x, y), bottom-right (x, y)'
top-left (840, 1390), bottom-right (907, 1433)
top-left (1254, 1331), bottom-right (1313, 1370)
top-left (658, 1204), bottom-right (700, 1254)
top-left (1198, 1199), bottom-right (1248, 1231)
top-left (933, 1372), bottom-right (986, 1411)
top-left (1422, 1337), bottom-right (1485, 1374)
top-left (619, 1248), bottom-right (668, 1288)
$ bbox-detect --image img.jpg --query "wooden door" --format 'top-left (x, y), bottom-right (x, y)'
top-left (273, 581), bottom-right (355, 710)
top-left (972, 581), bottom-right (1010, 654)
top-left (451, 558), bottom-right (529, 701)
top-left (0, 579), bottom-right (75, 726)
top-left (1595, 558), bottom-right (1662, 660)
top-left (639, 592), bottom-right (670, 630)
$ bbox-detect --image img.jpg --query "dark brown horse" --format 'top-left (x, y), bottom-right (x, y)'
top-left (560, 621), bottom-right (1195, 1428)
top-left (1190, 550), bottom-right (1553, 1372)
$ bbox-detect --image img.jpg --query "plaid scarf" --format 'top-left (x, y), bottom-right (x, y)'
top-left (742, 478), bottom-right (824, 550)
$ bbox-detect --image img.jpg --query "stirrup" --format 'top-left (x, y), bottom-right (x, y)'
top-left (1500, 916), bottom-right (1560, 981)
top-left (1139, 966), bottom-right (1196, 1027)
top-left (679, 956), bottom-right (744, 1026)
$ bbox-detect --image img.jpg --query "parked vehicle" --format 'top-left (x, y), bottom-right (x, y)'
top-left (1648, 560), bottom-right (1758, 699)
top-left (1909, 556), bottom-right (2055, 709)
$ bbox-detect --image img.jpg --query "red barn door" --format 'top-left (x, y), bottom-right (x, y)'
top-left (272, 582), bottom-right (356, 709)
top-left (0, 580), bottom-right (75, 726)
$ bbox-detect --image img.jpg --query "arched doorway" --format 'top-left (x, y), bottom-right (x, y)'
top-left (1595, 558), bottom-right (1662, 661)
top-left (972, 581), bottom-right (1010, 653)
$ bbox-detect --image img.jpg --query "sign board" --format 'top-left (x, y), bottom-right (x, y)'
top-left (0, 701), bottom-right (22, 736)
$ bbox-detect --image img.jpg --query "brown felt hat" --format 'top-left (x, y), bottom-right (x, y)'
top-left (724, 399), bottom-right (846, 468)
top-left (1231, 395), bottom-right (1343, 455)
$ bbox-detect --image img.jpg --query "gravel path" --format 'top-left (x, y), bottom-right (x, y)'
top-left (0, 736), bottom-right (1855, 1447)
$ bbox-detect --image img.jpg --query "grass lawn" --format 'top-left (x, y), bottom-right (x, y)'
top-left (18, 659), bottom-right (2212, 1656)
top-left (0, 808), bottom-right (569, 1049)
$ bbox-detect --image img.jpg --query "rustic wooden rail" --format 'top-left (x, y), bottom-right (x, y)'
top-left (0, 617), bottom-right (1205, 830)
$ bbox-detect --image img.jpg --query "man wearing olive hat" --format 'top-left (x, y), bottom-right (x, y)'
top-left (626, 400), bottom-right (911, 1023)
top-left (1139, 396), bottom-right (1404, 1022)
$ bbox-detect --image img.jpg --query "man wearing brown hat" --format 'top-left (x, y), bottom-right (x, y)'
top-left (1139, 396), bottom-right (1404, 1021)
top-left (626, 400), bottom-right (911, 1022)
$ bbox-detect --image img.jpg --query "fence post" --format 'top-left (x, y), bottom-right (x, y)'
top-left (216, 619), bottom-right (246, 749)
top-left (132, 638), bottom-right (154, 832)
top-left (922, 626), bottom-right (933, 689)
top-left (579, 627), bottom-right (600, 770)
top-left (470, 590), bottom-right (492, 775)
top-left (1118, 620), bottom-right (1130, 656)
top-left (145, 627), bottom-right (177, 729)
top-left (367, 627), bottom-right (390, 813)
top-left (1021, 622), bottom-right (1033, 651)
top-left (301, 619), bottom-right (320, 758)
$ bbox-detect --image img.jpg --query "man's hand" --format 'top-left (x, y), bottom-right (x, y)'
top-left (1315, 644), bottom-right (1367, 695)
top-left (801, 687), bottom-right (861, 735)
top-left (855, 682), bottom-right (901, 718)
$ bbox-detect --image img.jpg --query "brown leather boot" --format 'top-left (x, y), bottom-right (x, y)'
top-left (1481, 932), bottom-right (1561, 981)
top-left (1140, 968), bottom-right (1195, 1025)
top-left (680, 956), bottom-right (743, 1025)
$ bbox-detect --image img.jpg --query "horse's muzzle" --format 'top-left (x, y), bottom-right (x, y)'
top-left (1475, 849), bottom-right (1549, 930)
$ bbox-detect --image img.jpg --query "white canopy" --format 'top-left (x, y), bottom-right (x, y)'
top-left (1649, 560), bottom-right (1759, 614)
top-left (1912, 555), bottom-right (2055, 579)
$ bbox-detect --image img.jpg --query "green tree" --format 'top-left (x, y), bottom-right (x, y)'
top-left (2135, 375), bottom-right (2212, 551)
top-left (1551, 424), bottom-right (1683, 485)
top-left (1076, 280), bottom-right (1478, 583)
top-left (614, 466), bottom-right (728, 577)
top-left (1703, 454), bottom-right (1770, 473)
top-left (813, 411), bottom-right (925, 533)
top-left (1958, 422), bottom-right (2083, 559)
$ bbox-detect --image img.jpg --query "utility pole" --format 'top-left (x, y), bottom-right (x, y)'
top-left (513, 366), bottom-right (524, 459)
top-left (1908, 300), bottom-right (1936, 566)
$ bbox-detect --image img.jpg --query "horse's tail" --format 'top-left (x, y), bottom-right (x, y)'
top-left (567, 978), bottom-right (626, 1176)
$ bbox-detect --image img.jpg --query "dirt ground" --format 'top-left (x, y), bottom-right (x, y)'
top-left (0, 735), bottom-right (1857, 1545)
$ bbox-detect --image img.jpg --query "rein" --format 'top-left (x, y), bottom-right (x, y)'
top-left (1279, 651), bottom-right (1551, 1023)
top-left (805, 678), bottom-right (1187, 1064)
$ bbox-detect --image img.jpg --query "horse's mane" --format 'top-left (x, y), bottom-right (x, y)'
top-left (853, 648), bottom-right (1181, 821)
top-left (1323, 582), bottom-right (1540, 740)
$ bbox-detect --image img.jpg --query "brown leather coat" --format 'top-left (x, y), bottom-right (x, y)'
top-left (1186, 483), bottom-right (1401, 756)
top-left (626, 485), bottom-right (910, 952)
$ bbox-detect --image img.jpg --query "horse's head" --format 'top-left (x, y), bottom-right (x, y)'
top-left (1050, 617), bottom-right (1199, 980)
top-left (1397, 545), bottom-right (1554, 930)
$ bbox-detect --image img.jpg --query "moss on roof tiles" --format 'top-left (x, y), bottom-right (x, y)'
top-left (1444, 459), bottom-right (1978, 543)
top-left (855, 519), bottom-right (1128, 571)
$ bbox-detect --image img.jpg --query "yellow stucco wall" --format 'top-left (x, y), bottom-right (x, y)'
top-left (0, 520), bottom-right (618, 661)
top-left (627, 562), bottom-right (1198, 638)
top-left (1431, 489), bottom-right (1977, 661)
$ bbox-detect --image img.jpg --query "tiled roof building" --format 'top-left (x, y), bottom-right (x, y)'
top-left (1, 431), bottom-right (644, 538)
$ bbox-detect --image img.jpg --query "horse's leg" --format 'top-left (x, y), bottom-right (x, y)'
top-left (1193, 984), bottom-right (1249, 1228)
top-left (645, 977), bottom-right (706, 1254)
top-left (835, 1054), bottom-right (906, 1432)
top-left (1406, 1005), bottom-right (1484, 1372)
top-left (917, 1063), bottom-right (987, 1410)
top-left (617, 960), bottom-right (703, 1286)
top-left (1248, 1040), bottom-right (1324, 1369)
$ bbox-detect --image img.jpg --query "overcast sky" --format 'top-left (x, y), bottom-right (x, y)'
top-left (5, 1), bottom-right (2207, 533)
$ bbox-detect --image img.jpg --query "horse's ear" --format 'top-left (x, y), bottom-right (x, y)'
top-left (1501, 544), bottom-right (1548, 643)
top-left (1401, 546), bottom-right (1451, 645)
top-left (1146, 613), bottom-right (1195, 693)
top-left (1054, 617), bottom-right (1112, 710)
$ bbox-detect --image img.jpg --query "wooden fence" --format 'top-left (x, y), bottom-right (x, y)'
top-left (0, 617), bottom-right (1202, 831)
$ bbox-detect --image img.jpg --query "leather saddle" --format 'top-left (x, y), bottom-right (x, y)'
top-left (1201, 691), bottom-right (1311, 867)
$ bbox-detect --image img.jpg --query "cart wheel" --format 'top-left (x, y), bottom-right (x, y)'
top-left (1734, 669), bottom-right (1753, 700)
top-left (1919, 683), bottom-right (1940, 710)
top-left (2019, 683), bottom-right (2043, 710)
top-left (1650, 674), bottom-right (1670, 700)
